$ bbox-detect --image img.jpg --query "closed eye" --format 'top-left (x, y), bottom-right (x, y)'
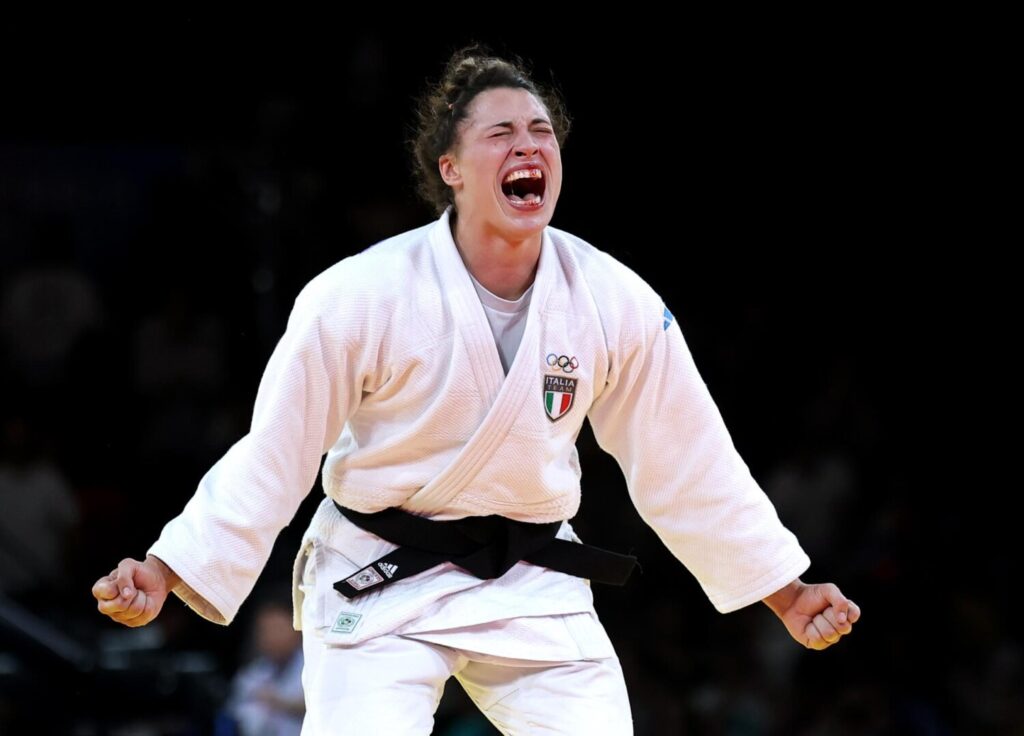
top-left (490, 129), bottom-right (552, 139)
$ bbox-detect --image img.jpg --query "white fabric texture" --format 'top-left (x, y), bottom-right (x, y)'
top-left (298, 546), bottom-right (633, 736)
top-left (299, 630), bottom-right (633, 736)
top-left (148, 204), bottom-right (810, 637)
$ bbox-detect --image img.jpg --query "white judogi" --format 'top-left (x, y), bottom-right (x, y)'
top-left (148, 205), bottom-right (810, 658)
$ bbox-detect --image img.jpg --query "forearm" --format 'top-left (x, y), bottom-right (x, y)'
top-left (143, 289), bottom-right (351, 626)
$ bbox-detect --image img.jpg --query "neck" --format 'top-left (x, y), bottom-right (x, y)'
top-left (451, 209), bottom-right (541, 300)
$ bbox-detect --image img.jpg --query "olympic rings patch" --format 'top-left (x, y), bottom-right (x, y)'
top-left (546, 353), bottom-right (579, 373)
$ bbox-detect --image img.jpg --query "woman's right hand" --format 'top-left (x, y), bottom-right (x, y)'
top-left (92, 554), bottom-right (177, 627)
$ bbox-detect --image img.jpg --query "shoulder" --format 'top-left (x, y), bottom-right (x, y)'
top-left (293, 220), bottom-right (435, 316)
top-left (546, 224), bottom-right (666, 336)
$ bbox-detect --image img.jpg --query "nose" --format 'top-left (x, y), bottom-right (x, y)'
top-left (513, 129), bottom-right (540, 157)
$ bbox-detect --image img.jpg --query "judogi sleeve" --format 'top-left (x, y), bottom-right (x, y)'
top-left (148, 282), bottom-right (359, 625)
top-left (587, 302), bottom-right (810, 613)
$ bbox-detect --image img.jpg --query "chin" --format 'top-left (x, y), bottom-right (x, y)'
top-left (499, 198), bottom-right (555, 232)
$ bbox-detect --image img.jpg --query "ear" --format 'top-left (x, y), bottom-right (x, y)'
top-left (439, 154), bottom-right (462, 189)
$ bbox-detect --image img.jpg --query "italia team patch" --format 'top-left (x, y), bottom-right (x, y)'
top-left (544, 374), bottom-right (577, 421)
top-left (332, 612), bottom-right (362, 634)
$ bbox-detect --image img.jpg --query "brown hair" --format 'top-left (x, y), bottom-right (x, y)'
top-left (408, 43), bottom-right (571, 216)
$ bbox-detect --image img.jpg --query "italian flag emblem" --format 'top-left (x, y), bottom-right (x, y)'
top-left (544, 375), bottom-right (577, 421)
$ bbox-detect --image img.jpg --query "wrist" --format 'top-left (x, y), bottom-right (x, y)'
top-left (146, 553), bottom-right (181, 590)
top-left (762, 578), bottom-right (804, 616)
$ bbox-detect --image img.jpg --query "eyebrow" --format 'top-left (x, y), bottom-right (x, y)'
top-left (486, 118), bottom-right (553, 130)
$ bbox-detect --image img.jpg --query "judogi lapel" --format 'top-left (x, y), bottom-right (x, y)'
top-left (402, 211), bottom-right (556, 514)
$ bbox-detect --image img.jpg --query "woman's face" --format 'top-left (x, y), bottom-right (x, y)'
top-left (440, 86), bottom-right (562, 241)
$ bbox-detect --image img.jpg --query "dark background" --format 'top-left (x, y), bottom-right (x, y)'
top-left (0, 19), bottom-right (1011, 735)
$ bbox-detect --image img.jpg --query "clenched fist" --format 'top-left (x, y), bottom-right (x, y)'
top-left (92, 554), bottom-right (179, 627)
top-left (763, 578), bottom-right (861, 651)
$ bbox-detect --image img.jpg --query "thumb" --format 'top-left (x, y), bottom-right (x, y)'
top-left (114, 558), bottom-right (141, 600)
top-left (822, 583), bottom-right (850, 625)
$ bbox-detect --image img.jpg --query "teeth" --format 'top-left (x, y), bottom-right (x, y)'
top-left (502, 168), bottom-right (543, 184)
top-left (507, 192), bottom-right (543, 205)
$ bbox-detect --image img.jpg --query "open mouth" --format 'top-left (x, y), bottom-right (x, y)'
top-left (501, 168), bottom-right (546, 208)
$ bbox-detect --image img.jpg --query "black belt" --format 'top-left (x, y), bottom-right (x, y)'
top-left (332, 502), bottom-right (639, 598)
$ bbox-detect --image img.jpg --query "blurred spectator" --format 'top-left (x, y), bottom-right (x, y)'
top-left (133, 285), bottom-right (234, 466)
top-left (0, 220), bottom-right (104, 391)
top-left (134, 286), bottom-right (227, 396)
top-left (0, 412), bottom-right (79, 598)
top-left (218, 598), bottom-right (304, 736)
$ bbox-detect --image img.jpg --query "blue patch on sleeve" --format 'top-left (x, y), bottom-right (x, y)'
top-left (663, 306), bottom-right (674, 331)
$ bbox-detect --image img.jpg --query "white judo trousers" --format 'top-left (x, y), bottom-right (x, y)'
top-left (297, 543), bottom-right (634, 735)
